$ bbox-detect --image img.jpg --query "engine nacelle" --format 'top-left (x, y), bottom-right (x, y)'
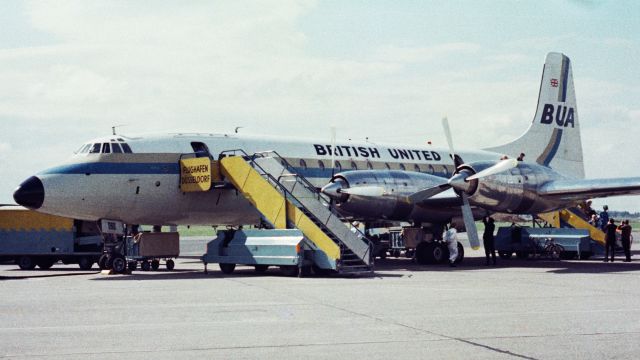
top-left (322, 170), bottom-right (448, 220)
top-left (458, 161), bottom-right (564, 214)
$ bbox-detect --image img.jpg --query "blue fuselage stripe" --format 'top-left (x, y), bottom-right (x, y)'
top-left (39, 163), bottom-right (181, 175)
top-left (38, 161), bottom-right (452, 180)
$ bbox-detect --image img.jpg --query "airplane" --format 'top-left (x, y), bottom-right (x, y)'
top-left (13, 52), bottom-right (640, 254)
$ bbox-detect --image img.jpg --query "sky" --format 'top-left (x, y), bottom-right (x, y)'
top-left (0, 0), bottom-right (638, 212)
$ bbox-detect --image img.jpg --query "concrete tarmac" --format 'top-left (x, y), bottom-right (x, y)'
top-left (2, 239), bottom-right (640, 359)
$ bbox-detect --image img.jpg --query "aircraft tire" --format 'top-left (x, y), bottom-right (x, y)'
top-left (219, 263), bottom-right (236, 274)
top-left (112, 256), bottom-right (127, 273)
top-left (415, 242), bottom-right (432, 264)
top-left (78, 256), bottom-right (94, 270)
top-left (580, 251), bottom-right (592, 260)
top-left (166, 259), bottom-right (175, 270)
top-left (17, 256), bottom-right (36, 270)
top-left (151, 260), bottom-right (160, 271)
top-left (515, 251), bottom-right (529, 259)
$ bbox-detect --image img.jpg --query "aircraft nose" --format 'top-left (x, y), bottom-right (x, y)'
top-left (13, 176), bottom-right (45, 209)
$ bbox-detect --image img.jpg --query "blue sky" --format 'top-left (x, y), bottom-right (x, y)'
top-left (0, 0), bottom-right (638, 211)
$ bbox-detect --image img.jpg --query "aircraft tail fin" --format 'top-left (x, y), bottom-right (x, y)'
top-left (485, 52), bottom-right (585, 179)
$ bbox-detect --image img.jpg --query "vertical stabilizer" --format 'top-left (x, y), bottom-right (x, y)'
top-left (485, 52), bottom-right (585, 179)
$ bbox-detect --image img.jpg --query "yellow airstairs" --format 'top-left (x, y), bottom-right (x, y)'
top-left (218, 151), bottom-right (373, 274)
top-left (537, 208), bottom-right (605, 246)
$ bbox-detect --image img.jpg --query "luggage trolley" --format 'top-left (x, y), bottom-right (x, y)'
top-left (126, 232), bottom-right (180, 271)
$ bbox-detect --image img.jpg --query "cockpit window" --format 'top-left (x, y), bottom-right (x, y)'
top-left (89, 143), bottom-right (101, 153)
top-left (121, 143), bottom-right (133, 153)
top-left (102, 143), bottom-right (111, 154)
top-left (77, 144), bottom-right (91, 154)
top-left (112, 143), bottom-right (123, 153)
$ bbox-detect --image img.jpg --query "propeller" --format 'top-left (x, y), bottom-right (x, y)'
top-left (467, 158), bottom-right (518, 181)
top-left (442, 117), bottom-right (463, 167)
top-left (440, 117), bottom-right (481, 250)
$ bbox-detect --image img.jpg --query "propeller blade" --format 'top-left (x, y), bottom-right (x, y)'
top-left (466, 158), bottom-right (518, 181)
top-left (406, 183), bottom-right (451, 203)
top-left (340, 186), bottom-right (385, 197)
top-left (441, 117), bottom-right (458, 164)
top-left (460, 192), bottom-right (480, 250)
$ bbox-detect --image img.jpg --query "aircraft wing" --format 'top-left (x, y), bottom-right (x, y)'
top-left (538, 177), bottom-right (640, 201)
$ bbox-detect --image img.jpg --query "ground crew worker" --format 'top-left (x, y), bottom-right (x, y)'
top-left (600, 205), bottom-right (609, 231)
top-left (444, 223), bottom-right (458, 267)
top-left (483, 216), bottom-right (496, 265)
top-left (517, 153), bottom-right (525, 161)
top-left (618, 220), bottom-right (632, 262)
top-left (604, 218), bottom-right (617, 262)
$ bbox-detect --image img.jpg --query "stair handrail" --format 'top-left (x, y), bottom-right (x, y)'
top-left (218, 149), bottom-right (373, 262)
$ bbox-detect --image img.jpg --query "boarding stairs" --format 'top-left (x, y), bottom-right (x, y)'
top-left (536, 208), bottom-right (605, 246)
top-left (218, 150), bottom-right (374, 274)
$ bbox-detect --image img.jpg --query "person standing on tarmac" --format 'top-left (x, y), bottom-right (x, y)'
top-left (483, 217), bottom-right (496, 265)
top-left (444, 224), bottom-right (459, 267)
top-left (604, 218), bottom-right (617, 262)
top-left (618, 220), bottom-right (632, 262)
top-left (600, 205), bottom-right (610, 231)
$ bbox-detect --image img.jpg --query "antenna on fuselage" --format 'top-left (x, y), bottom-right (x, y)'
top-left (112, 125), bottom-right (126, 135)
top-left (234, 126), bottom-right (243, 134)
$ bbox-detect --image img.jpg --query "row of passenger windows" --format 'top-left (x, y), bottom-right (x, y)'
top-left (77, 142), bottom-right (133, 154)
top-left (297, 159), bottom-right (449, 175)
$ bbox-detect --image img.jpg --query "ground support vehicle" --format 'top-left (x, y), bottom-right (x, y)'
top-left (125, 232), bottom-right (180, 272)
top-left (495, 226), bottom-right (593, 260)
top-left (0, 206), bottom-right (102, 270)
top-left (402, 227), bottom-right (464, 265)
top-left (202, 229), bottom-right (337, 277)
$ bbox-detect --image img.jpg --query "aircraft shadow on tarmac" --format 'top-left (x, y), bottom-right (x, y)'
top-left (373, 255), bottom-right (640, 275)
top-left (0, 268), bottom-right (100, 280)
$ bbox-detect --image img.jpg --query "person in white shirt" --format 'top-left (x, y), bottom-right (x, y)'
top-left (444, 224), bottom-right (458, 267)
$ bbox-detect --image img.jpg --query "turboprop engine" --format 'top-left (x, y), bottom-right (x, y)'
top-left (321, 170), bottom-right (449, 220)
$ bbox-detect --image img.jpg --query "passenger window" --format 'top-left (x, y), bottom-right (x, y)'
top-left (399, 164), bottom-right (406, 171)
top-left (102, 143), bottom-right (111, 154)
top-left (112, 143), bottom-right (123, 153)
top-left (350, 161), bottom-right (357, 170)
top-left (89, 143), bottom-right (101, 153)
top-left (318, 160), bottom-right (325, 170)
top-left (428, 165), bottom-right (435, 174)
top-left (414, 164), bottom-right (421, 172)
top-left (385, 163), bottom-right (391, 170)
top-left (121, 143), bottom-right (133, 153)
top-left (442, 166), bottom-right (449, 176)
top-left (299, 159), bottom-right (307, 169)
top-left (335, 161), bottom-right (342, 171)
top-left (367, 161), bottom-right (373, 170)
